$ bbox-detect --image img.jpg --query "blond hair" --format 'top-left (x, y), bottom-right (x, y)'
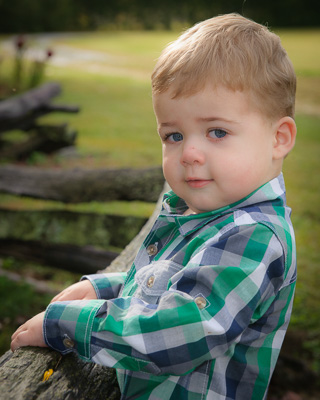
top-left (152, 14), bottom-right (296, 119)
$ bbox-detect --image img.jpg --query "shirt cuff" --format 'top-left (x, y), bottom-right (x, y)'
top-left (81, 272), bottom-right (127, 300)
top-left (43, 299), bottom-right (104, 359)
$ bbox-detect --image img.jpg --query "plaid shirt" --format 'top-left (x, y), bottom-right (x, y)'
top-left (44, 173), bottom-right (296, 400)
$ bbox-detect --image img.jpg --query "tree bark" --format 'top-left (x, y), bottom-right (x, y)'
top-left (0, 348), bottom-right (120, 400)
top-left (0, 165), bottom-right (164, 203)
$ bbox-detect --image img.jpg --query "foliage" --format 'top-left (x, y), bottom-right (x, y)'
top-left (0, 275), bottom-right (52, 354)
top-left (0, 0), bottom-right (319, 33)
top-left (283, 114), bottom-right (320, 372)
top-left (0, 35), bottom-right (53, 98)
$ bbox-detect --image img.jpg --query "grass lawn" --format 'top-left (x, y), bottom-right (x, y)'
top-left (0, 29), bottom-right (319, 369)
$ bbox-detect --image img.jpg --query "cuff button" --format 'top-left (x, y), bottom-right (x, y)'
top-left (63, 338), bottom-right (75, 349)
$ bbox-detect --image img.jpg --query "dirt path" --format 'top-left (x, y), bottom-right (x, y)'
top-left (1, 33), bottom-right (150, 80)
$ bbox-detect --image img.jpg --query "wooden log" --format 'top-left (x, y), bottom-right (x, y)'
top-left (0, 82), bottom-right (61, 120)
top-left (0, 165), bottom-right (165, 203)
top-left (0, 348), bottom-right (120, 400)
top-left (0, 208), bottom-right (147, 250)
top-left (0, 123), bottom-right (77, 160)
top-left (0, 239), bottom-right (119, 274)
top-left (0, 82), bottom-right (79, 134)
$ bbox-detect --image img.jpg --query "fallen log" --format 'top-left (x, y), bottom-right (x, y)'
top-left (0, 82), bottom-right (61, 120)
top-left (0, 82), bottom-right (79, 134)
top-left (0, 123), bottom-right (77, 160)
top-left (0, 165), bottom-right (165, 203)
top-left (0, 240), bottom-right (119, 275)
top-left (0, 208), bottom-right (147, 250)
top-left (0, 183), bottom-right (167, 399)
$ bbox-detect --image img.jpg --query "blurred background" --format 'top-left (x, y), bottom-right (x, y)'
top-left (0, 1), bottom-right (319, 398)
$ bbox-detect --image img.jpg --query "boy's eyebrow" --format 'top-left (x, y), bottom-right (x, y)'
top-left (158, 122), bottom-right (175, 128)
top-left (158, 116), bottom-right (238, 129)
top-left (197, 116), bottom-right (236, 124)
top-left (159, 117), bottom-right (236, 127)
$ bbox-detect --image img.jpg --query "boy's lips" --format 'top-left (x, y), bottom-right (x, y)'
top-left (186, 178), bottom-right (213, 188)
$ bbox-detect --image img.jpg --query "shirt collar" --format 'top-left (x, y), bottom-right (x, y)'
top-left (160, 173), bottom-right (287, 237)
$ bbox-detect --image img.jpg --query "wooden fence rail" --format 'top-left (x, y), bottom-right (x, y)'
top-left (0, 165), bottom-right (164, 203)
top-left (0, 82), bottom-right (79, 160)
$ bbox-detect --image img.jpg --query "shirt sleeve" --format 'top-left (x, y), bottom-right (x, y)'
top-left (44, 223), bottom-right (293, 376)
top-left (81, 272), bottom-right (127, 300)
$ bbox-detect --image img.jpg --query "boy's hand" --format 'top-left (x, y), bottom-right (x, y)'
top-left (11, 312), bottom-right (47, 352)
top-left (10, 281), bottom-right (97, 352)
top-left (50, 279), bottom-right (97, 303)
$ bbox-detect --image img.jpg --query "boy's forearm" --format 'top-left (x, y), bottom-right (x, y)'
top-left (81, 272), bottom-right (127, 300)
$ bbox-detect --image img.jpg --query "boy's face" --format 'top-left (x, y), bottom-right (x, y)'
top-left (153, 86), bottom-right (282, 214)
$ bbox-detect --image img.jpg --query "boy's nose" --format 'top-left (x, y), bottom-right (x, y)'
top-left (180, 144), bottom-right (206, 166)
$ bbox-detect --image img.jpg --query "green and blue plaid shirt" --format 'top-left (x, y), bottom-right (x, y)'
top-left (44, 173), bottom-right (296, 400)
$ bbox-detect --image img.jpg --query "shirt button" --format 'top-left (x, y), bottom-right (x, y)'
top-left (63, 338), bottom-right (75, 349)
top-left (147, 276), bottom-right (155, 288)
top-left (147, 244), bottom-right (158, 256)
top-left (195, 296), bottom-right (207, 309)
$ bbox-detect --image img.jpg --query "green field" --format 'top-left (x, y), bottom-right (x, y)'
top-left (0, 29), bottom-right (320, 369)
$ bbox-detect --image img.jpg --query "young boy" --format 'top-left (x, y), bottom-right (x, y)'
top-left (11, 13), bottom-right (297, 400)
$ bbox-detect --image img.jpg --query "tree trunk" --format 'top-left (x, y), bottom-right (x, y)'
top-left (0, 165), bottom-right (164, 203)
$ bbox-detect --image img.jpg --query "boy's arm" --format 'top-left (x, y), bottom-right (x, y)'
top-left (11, 272), bottom-right (127, 351)
top-left (43, 224), bottom-right (295, 375)
top-left (81, 272), bottom-right (127, 300)
top-left (50, 272), bottom-right (127, 303)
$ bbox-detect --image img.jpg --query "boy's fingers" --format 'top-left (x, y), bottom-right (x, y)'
top-left (11, 330), bottom-right (25, 352)
top-left (50, 292), bottom-right (69, 303)
top-left (11, 324), bottom-right (26, 342)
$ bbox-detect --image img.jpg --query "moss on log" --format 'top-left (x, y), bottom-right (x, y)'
top-left (0, 209), bottom-right (147, 249)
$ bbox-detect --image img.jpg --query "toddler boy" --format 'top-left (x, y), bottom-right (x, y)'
top-left (11, 13), bottom-right (297, 400)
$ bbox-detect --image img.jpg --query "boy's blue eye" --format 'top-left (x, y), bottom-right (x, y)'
top-left (167, 133), bottom-right (183, 142)
top-left (208, 129), bottom-right (227, 139)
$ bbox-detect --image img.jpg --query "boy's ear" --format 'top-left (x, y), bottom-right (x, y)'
top-left (272, 117), bottom-right (297, 160)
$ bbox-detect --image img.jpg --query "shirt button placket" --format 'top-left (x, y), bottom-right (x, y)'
top-left (146, 244), bottom-right (158, 257)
